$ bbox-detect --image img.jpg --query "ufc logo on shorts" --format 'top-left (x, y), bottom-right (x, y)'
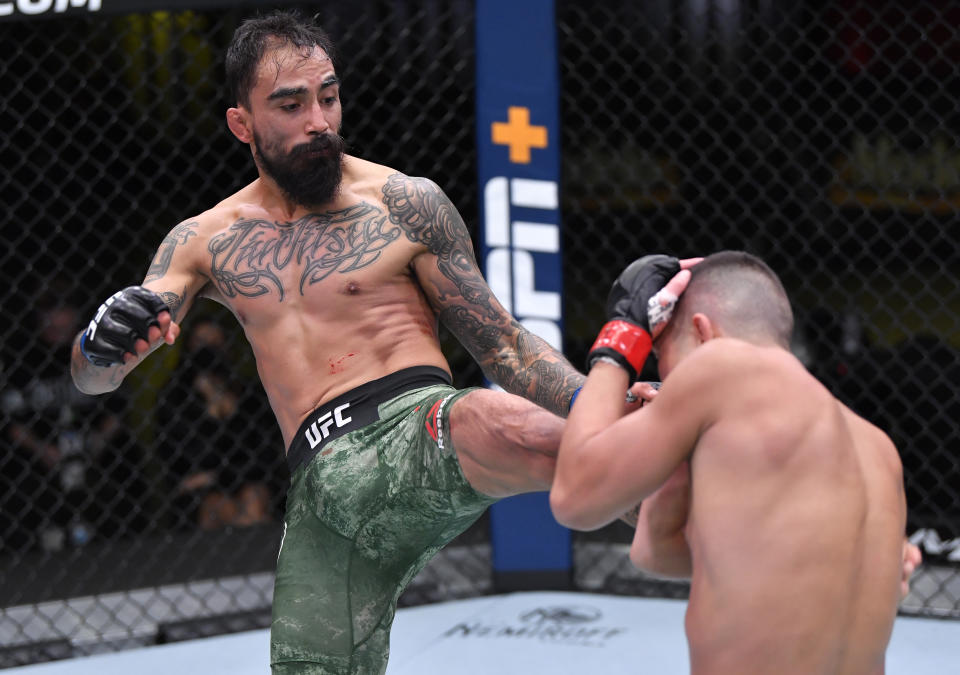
top-left (304, 403), bottom-right (352, 449)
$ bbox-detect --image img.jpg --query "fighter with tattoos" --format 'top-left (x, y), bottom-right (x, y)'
top-left (68, 10), bottom-right (649, 674)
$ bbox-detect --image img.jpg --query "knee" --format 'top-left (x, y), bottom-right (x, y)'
top-left (499, 405), bottom-right (563, 456)
top-left (462, 390), bottom-right (562, 453)
top-left (451, 391), bottom-right (565, 496)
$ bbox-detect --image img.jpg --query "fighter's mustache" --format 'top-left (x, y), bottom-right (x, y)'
top-left (289, 133), bottom-right (345, 158)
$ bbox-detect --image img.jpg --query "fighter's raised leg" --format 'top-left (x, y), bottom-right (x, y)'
top-left (447, 389), bottom-right (565, 498)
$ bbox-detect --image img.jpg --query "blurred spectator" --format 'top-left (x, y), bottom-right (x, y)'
top-left (157, 316), bottom-right (279, 531)
top-left (1, 281), bottom-right (145, 552)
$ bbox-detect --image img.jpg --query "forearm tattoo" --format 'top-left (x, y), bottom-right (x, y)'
top-left (145, 221), bottom-right (199, 282)
top-left (382, 173), bottom-right (583, 415)
top-left (158, 287), bottom-right (186, 321)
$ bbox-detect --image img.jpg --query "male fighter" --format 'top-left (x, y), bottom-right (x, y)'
top-left (70, 10), bottom-right (602, 674)
top-left (552, 251), bottom-right (912, 675)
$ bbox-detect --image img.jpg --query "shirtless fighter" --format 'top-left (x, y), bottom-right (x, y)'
top-left (551, 251), bottom-right (913, 675)
top-left (70, 11), bottom-right (589, 674)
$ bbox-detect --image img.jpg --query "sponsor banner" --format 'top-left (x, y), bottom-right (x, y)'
top-left (388, 591), bottom-right (689, 673)
top-left (0, 0), bottom-right (102, 19)
top-left (475, 0), bottom-right (571, 577)
top-left (442, 603), bottom-right (626, 648)
top-left (0, 0), bottom-right (277, 21)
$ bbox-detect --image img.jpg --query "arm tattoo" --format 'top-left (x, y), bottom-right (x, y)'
top-left (158, 287), bottom-right (186, 321)
top-left (145, 221), bottom-right (199, 283)
top-left (383, 173), bottom-right (583, 415)
top-left (382, 174), bottom-right (497, 317)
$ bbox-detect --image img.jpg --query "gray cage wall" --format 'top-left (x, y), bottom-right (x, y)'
top-left (1, 0), bottom-right (958, 666)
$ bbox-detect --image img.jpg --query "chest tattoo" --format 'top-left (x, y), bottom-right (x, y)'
top-left (208, 203), bottom-right (401, 301)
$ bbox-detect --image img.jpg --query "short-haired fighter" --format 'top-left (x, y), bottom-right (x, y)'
top-left (551, 251), bottom-right (918, 675)
top-left (70, 10), bottom-right (605, 674)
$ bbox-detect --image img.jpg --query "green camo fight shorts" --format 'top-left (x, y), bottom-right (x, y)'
top-left (271, 367), bottom-right (496, 674)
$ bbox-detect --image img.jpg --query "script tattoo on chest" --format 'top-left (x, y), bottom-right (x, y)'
top-left (207, 203), bottom-right (400, 301)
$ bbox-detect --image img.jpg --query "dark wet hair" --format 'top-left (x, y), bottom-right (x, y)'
top-left (675, 250), bottom-right (794, 348)
top-left (226, 9), bottom-right (337, 107)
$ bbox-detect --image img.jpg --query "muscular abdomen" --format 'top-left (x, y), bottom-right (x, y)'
top-left (226, 263), bottom-right (450, 449)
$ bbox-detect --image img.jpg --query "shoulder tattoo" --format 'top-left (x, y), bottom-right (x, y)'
top-left (145, 220), bottom-right (199, 283)
top-left (381, 173), bottom-right (496, 318)
top-left (382, 174), bottom-right (581, 415)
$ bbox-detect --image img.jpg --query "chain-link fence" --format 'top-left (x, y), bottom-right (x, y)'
top-left (559, 0), bottom-right (960, 619)
top-left (2, 0), bottom-right (959, 667)
top-left (1, 1), bottom-right (484, 666)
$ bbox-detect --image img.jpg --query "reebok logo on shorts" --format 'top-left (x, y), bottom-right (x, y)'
top-left (425, 394), bottom-right (455, 450)
top-left (424, 400), bottom-right (442, 444)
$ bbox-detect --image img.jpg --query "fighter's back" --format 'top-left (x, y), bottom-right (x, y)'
top-left (680, 338), bottom-right (905, 675)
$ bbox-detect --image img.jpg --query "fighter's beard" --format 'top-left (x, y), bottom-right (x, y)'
top-left (254, 131), bottom-right (346, 208)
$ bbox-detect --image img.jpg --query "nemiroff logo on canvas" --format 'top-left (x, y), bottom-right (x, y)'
top-left (442, 605), bottom-right (627, 648)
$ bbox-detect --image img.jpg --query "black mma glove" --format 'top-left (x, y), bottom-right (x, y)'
top-left (80, 286), bottom-right (170, 367)
top-left (586, 254), bottom-right (681, 382)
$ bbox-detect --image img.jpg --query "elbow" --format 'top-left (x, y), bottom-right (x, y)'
top-left (549, 447), bottom-right (608, 530)
top-left (549, 485), bottom-right (604, 531)
top-left (628, 524), bottom-right (657, 572)
top-left (629, 549), bottom-right (680, 579)
top-left (629, 529), bottom-right (692, 579)
top-left (549, 488), bottom-right (577, 528)
top-left (628, 534), bottom-right (662, 574)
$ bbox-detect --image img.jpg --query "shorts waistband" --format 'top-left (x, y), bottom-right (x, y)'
top-left (286, 366), bottom-right (452, 473)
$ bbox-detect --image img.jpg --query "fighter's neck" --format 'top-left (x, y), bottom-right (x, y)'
top-left (252, 154), bottom-right (366, 220)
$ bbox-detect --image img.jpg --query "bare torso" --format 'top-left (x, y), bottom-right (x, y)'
top-left (146, 156), bottom-right (453, 448)
top-left (682, 341), bottom-right (905, 674)
top-left (72, 42), bottom-right (581, 500)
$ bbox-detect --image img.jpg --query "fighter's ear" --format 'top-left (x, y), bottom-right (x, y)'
top-left (691, 313), bottom-right (717, 344)
top-left (226, 107), bottom-right (252, 144)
